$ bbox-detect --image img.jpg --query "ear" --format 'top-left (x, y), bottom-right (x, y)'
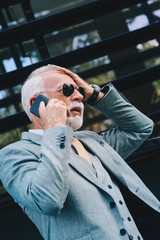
top-left (30, 96), bottom-right (36, 107)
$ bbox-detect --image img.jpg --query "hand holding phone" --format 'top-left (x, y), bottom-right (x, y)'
top-left (30, 95), bottom-right (68, 129)
top-left (30, 95), bottom-right (49, 118)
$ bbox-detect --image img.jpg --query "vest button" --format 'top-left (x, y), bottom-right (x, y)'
top-left (110, 201), bottom-right (116, 208)
top-left (120, 228), bottom-right (126, 236)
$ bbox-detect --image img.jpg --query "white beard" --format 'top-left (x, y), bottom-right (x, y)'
top-left (66, 115), bottom-right (83, 131)
top-left (66, 102), bottom-right (84, 131)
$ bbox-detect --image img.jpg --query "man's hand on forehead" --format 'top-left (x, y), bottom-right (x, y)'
top-left (48, 64), bottom-right (94, 101)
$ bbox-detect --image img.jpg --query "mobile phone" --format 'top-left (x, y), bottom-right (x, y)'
top-left (30, 95), bottom-right (49, 118)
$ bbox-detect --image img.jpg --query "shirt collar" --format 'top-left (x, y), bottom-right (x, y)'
top-left (29, 129), bottom-right (44, 136)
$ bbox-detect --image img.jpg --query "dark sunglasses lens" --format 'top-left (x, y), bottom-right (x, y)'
top-left (78, 87), bottom-right (85, 99)
top-left (63, 83), bottom-right (74, 96)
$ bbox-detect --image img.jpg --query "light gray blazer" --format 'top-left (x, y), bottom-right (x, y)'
top-left (0, 84), bottom-right (160, 240)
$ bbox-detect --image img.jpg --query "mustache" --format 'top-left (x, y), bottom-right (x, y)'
top-left (68, 101), bottom-right (84, 111)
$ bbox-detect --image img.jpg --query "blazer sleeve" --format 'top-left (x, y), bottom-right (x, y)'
top-left (0, 126), bottom-right (73, 215)
top-left (94, 83), bottom-right (154, 159)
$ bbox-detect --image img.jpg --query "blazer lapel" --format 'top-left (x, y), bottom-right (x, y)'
top-left (69, 151), bottom-right (109, 193)
top-left (75, 133), bottom-right (127, 185)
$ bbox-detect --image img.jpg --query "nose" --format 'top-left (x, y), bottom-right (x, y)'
top-left (70, 88), bottom-right (84, 102)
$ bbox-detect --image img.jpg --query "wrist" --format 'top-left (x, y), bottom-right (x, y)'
top-left (86, 84), bottom-right (102, 105)
top-left (84, 86), bottom-right (94, 101)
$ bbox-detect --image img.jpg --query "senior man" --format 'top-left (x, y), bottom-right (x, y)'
top-left (0, 64), bottom-right (159, 240)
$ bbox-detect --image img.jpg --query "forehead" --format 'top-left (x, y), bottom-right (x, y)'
top-left (40, 71), bottom-right (76, 89)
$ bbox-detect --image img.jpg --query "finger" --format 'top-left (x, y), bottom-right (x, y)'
top-left (58, 100), bottom-right (67, 106)
top-left (49, 64), bottom-right (85, 88)
top-left (56, 100), bottom-right (69, 116)
top-left (47, 98), bottom-right (59, 106)
top-left (39, 101), bottom-right (45, 109)
top-left (47, 64), bottom-right (61, 72)
top-left (50, 65), bottom-right (84, 85)
top-left (57, 67), bottom-right (76, 79)
top-left (47, 64), bottom-right (70, 76)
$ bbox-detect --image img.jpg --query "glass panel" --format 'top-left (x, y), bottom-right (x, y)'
top-left (31, 0), bottom-right (93, 19)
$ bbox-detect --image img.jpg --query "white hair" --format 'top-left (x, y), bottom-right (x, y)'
top-left (21, 65), bottom-right (61, 121)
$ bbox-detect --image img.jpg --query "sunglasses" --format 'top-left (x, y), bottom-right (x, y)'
top-left (61, 83), bottom-right (85, 100)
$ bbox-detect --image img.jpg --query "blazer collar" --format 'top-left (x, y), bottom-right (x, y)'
top-left (69, 151), bottom-right (109, 193)
top-left (74, 131), bottom-right (127, 186)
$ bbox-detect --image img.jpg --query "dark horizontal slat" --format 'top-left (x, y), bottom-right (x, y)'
top-left (0, 112), bottom-right (30, 133)
top-left (147, 110), bottom-right (160, 122)
top-left (1, 20), bottom-right (160, 90)
top-left (0, 0), bottom-right (21, 7)
top-left (0, 0), bottom-right (145, 9)
top-left (80, 46), bottom-right (160, 81)
top-left (107, 64), bottom-right (160, 91)
top-left (0, 192), bottom-right (14, 209)
top-left (0, 0), bottom-right (146, 48)
top-left (0, 94), bottom-right (21, 108)
top-left (123, 1), bottom-right (160, 19)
